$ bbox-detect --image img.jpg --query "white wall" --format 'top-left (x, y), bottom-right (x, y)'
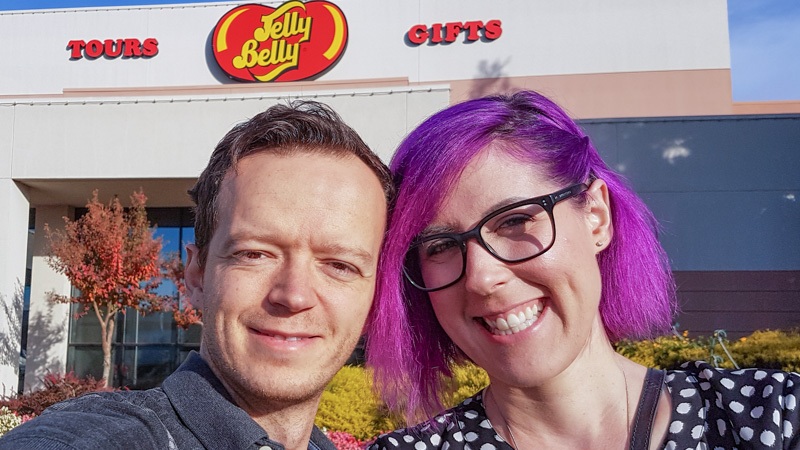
top-left (0, 180), bottom-right (29, 394)
top-left (9, 86), bottom-right (449, 181)
top-left (0, 0), bottom-right (729, 96)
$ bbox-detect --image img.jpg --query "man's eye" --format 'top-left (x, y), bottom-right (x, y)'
top-left (326, 261), bottom-right (361, 280)
top-left (235, 251), bottom-right (265, 260)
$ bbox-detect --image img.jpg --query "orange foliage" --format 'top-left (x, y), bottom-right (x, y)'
top-left (45, 189), bottom-right (164, 386)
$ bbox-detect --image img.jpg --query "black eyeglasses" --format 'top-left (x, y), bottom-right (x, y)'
top-left (403, 183), bottom-right (589, 292)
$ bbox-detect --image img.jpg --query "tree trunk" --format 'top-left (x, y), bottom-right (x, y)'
top-left (95, 302), bottom-right (117, 388)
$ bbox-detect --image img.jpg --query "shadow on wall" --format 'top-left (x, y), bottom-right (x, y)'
top-left (0, 280), bottom-right (24, 396)
top-left (23, 299), bottom-right (66, 391)
top-left (469, 58), bottom-right (513, 100)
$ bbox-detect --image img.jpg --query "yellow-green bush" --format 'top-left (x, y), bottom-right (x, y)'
top-left (725, 329), bottom-right (800, 372)
top-left (615, 329), bottom-right (800, 372)
top-left (314, 365), bottom-right (400, 441)
top-left (440, 362), bottom-right (489, 408)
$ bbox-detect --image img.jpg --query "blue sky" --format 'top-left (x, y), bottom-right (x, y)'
top-left (1, 0), bottom-right (797, 102)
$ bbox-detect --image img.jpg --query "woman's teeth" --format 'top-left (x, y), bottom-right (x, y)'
top-left (483, 305), bottom-right (541, 336)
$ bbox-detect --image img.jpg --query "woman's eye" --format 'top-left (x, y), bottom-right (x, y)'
top-left (498, 215), bottom-right (532, 229)
top-left (425, 239), bottom-right (457, 257)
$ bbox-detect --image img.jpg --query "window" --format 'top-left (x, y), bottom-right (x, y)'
top-left (66, 207), bottom-right (200, 389)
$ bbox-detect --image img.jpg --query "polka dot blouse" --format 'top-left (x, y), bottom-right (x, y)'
top-left (369, 361), bottom-right (800, 449)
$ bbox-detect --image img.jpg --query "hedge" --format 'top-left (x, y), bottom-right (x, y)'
top-left (3, 328), bottom-right (799, 444)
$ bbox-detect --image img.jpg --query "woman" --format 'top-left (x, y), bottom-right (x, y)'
top-left (367, 91), bottom-right (799, 449)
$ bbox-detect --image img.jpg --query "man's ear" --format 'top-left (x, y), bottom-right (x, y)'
top-left (585, 179), bottom-right (613, 253)
top-left (184, 244), bottom-right (205, 308)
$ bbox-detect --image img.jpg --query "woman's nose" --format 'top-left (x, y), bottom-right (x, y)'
top-left (462, 240), bottom-right (510, 296)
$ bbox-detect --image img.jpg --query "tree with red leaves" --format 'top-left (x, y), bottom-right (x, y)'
top-left (45, 189), bottom-right (164, 387)
top-left (162, 253), bottom-right (202, 329)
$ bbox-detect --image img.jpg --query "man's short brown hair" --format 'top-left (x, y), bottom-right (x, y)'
top-left (188, 100), bottom-right (394, 266)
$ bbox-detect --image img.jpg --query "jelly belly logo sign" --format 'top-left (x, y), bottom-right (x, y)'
top-left (212, 1), bottom-right (348, 82)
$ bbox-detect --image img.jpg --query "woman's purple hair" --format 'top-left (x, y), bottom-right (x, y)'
top-left (365, 90), bottom-right (677, 422)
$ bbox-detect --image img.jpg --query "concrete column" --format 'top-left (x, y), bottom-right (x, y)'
top-left (0, 180), bottom-right (30, 396)
top-left (24, 206), bottom-right (73, 392)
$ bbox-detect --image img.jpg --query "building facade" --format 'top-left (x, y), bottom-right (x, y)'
top-left (1, 0), bottom-right (798, 392)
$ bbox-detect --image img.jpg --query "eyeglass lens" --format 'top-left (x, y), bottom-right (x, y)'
top-left (407, 202), bottom-right (553, 290)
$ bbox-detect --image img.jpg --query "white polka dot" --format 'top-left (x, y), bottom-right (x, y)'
top-left (773, 408), bottom-right (781, 426)
top-left (696, 442), bottom-right (708, 450)
top-left (740, 426), bottom-right (754, 441)
top-left (788, 378), bottom-right (794, 388)
top-left (720, 378), bottom-right (735, 389)
top-left (453, 432), bottom-right (463, 442)
top-left (442, 442), bottom-right (450, 450)
top-left (779, 395), bottom-right (785, 408)
top-left (763, 384), bottom-right (774, 398)
top-left (772, 372), bottom-right (786, 383)
top-left (760, 430), bottom-right (776, 446)
top-left (479, 445), bottom-right (496, 450)
top-left (692, 425), bottom-right (704, 439)
top-left (740, 385), bottom-right (755, 397)
top-left (465, 432), bottom-right (478, 442)
top-left (698, 407), bottom-right (706, 419)
top-left (755, 370), bottom-right (767, 380)
top-left (463, 397), bottom-right (473, 405)
top-left (446, 422), bottom-right (455, 431)
top-left (464, 410), bottom-right (479, 419)
top-left (666, 373), bottom-right (676, 382)
top-left (669, 421), bottom-right (684, 433)
top-left (664, 441), bottom-right (676, 450)
top-left (430, 434), bottom-right (441, 446)
top-left (716, 419), bottom-right (727, 436)
top-left (686, 375), bottom-right (698, 383)
top-left (494, 433), bottom-right (503, 442)
top-left (784, 420), bottom-right (794, 438)
top-left (729, 401), bottom-right (744, 413)
top-left (680, 388), bottom-right (697, 398)
top-left (388, 437), bottom-right (398, 446)
top-left (751, 406), bottom-right (764, 419)
top-left (786, 394), bottom-right (796, 410)
top-left (403, 435), bottom-right (414, 443)
top-left (677, 403), bottom-right (692, 414)
top-left (699, 382), bottom-right (712, 391)
top-left (702, 369), bottom-right (715, 380)
top-left (414, 441), bottom-right (427, 450)
top-left (715, 392), bottom-right (724, 408)
top-left (478, 419), bottom-right (491, 429)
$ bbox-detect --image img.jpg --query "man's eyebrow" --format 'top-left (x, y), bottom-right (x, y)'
top-left (318, 243), bottom-right (374, 266)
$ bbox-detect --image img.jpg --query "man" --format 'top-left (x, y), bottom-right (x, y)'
top-left (0, 101), bottom-right (393, 449)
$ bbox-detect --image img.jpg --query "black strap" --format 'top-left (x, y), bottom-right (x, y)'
top-left (629, 368), bottom-right (666, 450)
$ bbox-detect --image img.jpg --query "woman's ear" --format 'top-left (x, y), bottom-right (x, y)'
top-left (585, 179), bottom-right (613, 253)
top-left (184, 244), bottom-right (205, 309)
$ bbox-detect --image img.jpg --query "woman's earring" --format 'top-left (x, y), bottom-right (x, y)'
top-left (596, 241), bottom-right (604, 247)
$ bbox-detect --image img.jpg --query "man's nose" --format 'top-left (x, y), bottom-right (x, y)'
top-left (265, 257), bottom-right (318, 313)
top-left (462, 240), bottom-right (510, 296)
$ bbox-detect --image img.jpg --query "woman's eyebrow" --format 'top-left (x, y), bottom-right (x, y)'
top-left (418, 224), bottom-right (456, 238)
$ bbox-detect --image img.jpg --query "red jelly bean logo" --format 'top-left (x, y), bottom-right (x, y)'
top-left (212, 1), bottom-right (348, 82)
